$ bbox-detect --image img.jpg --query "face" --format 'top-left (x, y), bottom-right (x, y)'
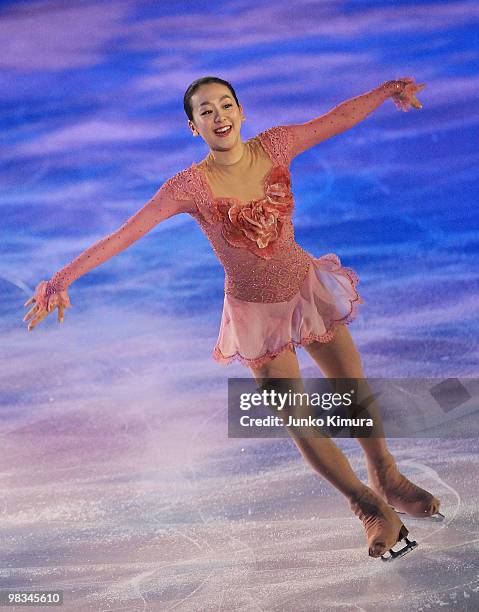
top-left (188, 82), bottom-right (244, 149)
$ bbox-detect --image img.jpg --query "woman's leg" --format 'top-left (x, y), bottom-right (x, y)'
top-left (303, 324), bottom-right (390, 462)
top-left (248, 346), bottom-right (408, 557)
top-left (303, 324), bottom-right (441, 517)
top-left (250, 346), bottom-right (366, 498)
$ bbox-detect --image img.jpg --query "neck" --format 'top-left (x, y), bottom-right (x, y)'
top-left (208, 136), bottom-right (246, 166)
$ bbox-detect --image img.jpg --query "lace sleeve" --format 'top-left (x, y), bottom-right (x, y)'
top-left (32, 173), bottom-right (196, 310)
top-left (285, 80), bottom-right (413, 159)
top-left (258, 125), bottom-right (297, 167)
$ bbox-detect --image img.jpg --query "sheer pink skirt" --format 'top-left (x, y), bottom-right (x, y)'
top-left (212, 253), bottom-right (365, 369)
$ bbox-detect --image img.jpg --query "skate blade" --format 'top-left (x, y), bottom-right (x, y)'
top-left (391, 507), bottom-right (445, 522)
top-left (380, 525), bottom-right (418, 562)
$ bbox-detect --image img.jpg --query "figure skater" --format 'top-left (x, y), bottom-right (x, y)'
top-left (23, 75), bottom-right (441, 560)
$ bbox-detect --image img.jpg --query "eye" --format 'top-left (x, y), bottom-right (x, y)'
top-left (201, 103), bottom-right (233, 116)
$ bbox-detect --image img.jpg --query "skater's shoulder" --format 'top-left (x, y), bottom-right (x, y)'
top-left (253, 124), bottom-right (296, 166)
top-left (160, 164), bottom-right (202, 200)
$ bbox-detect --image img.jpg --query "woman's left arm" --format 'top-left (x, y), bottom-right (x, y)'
top-left (288, 78), bottom-right (426, 158)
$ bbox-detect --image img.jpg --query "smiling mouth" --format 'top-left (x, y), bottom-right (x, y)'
top-left (214, 125), bottom-right (232, 135)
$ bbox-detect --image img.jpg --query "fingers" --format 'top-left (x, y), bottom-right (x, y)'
top-left (23, 296), bottom-right (67, 330)
top-left (24, 296), bottom-right (34, 307)
top-left (23, 304), bottom-right (38, 322)
top-left (27, 308), bottom-right (49, 331)
top-left (399, 81), bottom-right (425, 111)
top-left (410, 94), bottom-right (422, 109)
top-left (23, 300), bottom-right (50, 330)
top-left (410, 85), bottom-right (425, 109)
top-left (412, 83), bottom-right (426, 95)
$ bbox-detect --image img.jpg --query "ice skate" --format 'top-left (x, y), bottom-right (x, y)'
top-left (367, 453), bottom-right (443, 520)
top-left (349, 485), bottom-right (417, 561)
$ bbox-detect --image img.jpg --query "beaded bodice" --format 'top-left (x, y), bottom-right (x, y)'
top-left (158, 126), bottom-right (312, 303)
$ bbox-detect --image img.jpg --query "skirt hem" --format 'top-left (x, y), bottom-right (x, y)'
top-left (212, 252), bottom-right (364, 369)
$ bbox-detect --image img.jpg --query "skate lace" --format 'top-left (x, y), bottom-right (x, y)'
top-left (376, 461), bottom-right (434, 507)
top-left (348, 486), bottom-right (408, 557)
top-left (350, 489), bottom-right (388, 537)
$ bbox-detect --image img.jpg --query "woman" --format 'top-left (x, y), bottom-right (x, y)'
top-left (23, 75), bottom-right (441, 560)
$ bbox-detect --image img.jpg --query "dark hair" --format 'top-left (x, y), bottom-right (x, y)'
top-left (183, 76), bottom-right (240, 122)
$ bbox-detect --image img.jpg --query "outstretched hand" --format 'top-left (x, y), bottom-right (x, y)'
top-left (23, 281), bottom-right (71, 331)
top-left (393, 76), bottom-right (427, 112)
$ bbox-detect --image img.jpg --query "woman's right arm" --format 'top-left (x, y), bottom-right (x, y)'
top-left (23, 179), bottom-right (195, 330)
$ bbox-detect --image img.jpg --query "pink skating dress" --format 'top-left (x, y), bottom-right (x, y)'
top-left (33, 126), bottom-right (365, 370)
top-left (180, 125), bottom-right (365, 369)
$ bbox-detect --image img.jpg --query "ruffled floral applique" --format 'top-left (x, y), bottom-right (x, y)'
top-left (210, 165), bottom-right (294, 260)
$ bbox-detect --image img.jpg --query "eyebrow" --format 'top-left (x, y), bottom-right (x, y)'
top-left (199, 94), bottom-right (232, 107)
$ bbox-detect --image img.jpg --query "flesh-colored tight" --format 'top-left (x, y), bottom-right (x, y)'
top-left (249, 324), bottom-right (392, 499)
